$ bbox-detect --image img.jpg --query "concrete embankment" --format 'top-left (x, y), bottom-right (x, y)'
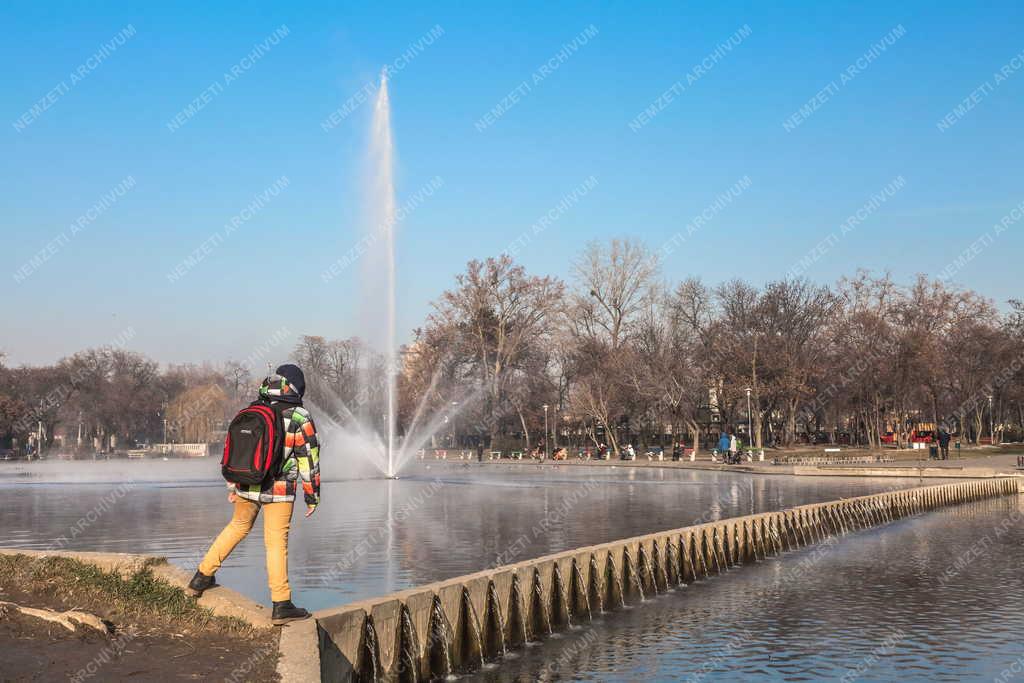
top-left (315, 478), bottom-right (1021, 681)
top-left (451, 450), bottom-right (1024, 479)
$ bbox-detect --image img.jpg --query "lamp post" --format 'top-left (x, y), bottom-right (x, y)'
top-left (451, 401), bottom-right (459, 449)
top-left (988, 395), bottom-right (994, 445)
top-left (34, 399), bottom-right (44, 460)
top-left (543, 404), bottom-right (549, 460)
top-left (745, 387), bottom-right (753, 450)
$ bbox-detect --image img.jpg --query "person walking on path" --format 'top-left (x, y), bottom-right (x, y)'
top-left (187, 364), bottom-right (321, 626)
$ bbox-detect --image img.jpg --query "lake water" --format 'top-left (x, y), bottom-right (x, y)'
top-left (480, 495), bottom-right (1024, 682)
top-left (0, 459), bottom-right (925, 611)
top-left (4, 459), bottom-right (1013, 681)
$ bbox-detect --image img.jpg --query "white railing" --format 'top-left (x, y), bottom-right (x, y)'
top-left (152, 443), bottom-right (208, 457)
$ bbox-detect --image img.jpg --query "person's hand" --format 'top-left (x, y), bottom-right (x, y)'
top-left (228, 491), bottom-right (238, 503)
top-left (305, 503), bottom-right (318, 518)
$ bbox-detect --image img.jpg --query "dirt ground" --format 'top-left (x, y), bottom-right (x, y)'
top-left (0, 555), bottom-right (279, 682)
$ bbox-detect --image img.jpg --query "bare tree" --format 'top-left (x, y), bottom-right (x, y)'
top-left (223, 360), bottom-right (250, 403)
top-left (423, 255), bottom-right (564, 446)
top-left (571, 239), bottom-right (658, 349)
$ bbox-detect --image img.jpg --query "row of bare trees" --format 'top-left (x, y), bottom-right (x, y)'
top-left (0, 333), bottom-right (395, 453)
top-left (3, 239), bottom-right (1021, 457)
top-left (403, 240), bottom-right (1024, 453)
top-left (0, 350), bottom-right (259, 453)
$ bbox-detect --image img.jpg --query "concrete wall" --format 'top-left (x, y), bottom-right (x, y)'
top-left (315, 478), bottom-right (1020, 682)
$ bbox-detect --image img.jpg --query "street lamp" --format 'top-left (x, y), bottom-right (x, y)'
top-left (35, 399), bottom-right (44, 460)
top-left (451, 401), bottom-right (459, 449)
top-left (745, 387), bottom-right (753, 450)
top-left (988, 395), bottom-right (994, 445)
top-left (543, 404), bottom-right (549, 460)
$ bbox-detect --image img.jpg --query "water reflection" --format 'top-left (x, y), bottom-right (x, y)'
top-left (0, 459), bottom-right (931, 611)
top-left (479, 496), bottom-right (1024, 682)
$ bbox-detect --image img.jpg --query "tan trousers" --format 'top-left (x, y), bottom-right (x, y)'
top-left (199, 498), bottom-right (294, 602)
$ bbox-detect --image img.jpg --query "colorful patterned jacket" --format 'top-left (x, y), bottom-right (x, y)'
top-left (230, 374), bottom-right (321, 506)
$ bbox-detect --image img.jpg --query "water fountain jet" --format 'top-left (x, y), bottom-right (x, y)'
top-left (322, 70), bottom-right (483, 479)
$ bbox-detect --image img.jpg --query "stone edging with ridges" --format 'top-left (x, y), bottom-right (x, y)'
top-left (315, 477), bottom-right (1021, 681)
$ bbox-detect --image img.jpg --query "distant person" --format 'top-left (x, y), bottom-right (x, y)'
top-left (672, 442), bottom-right (682, 461)
top-left (187, 364), bottom-right (321, 626)
top-left (477, 443), bottom-right (484, 462)
top-left (730, 433), bottom-right (739, 461)
top-left (937, 427), bottom-right (952, 460)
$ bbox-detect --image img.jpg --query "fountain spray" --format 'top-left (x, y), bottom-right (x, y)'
top-left (370, 68), bottom-right (398, 479)
top-left (314, 69), bottom-right (477, 479)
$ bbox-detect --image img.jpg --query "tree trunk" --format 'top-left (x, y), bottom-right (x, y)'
top-left (785, 398), bottom-right (798, 446)
top-left (607, 427), bottom-right (620, 458)
top-left (688, 419), bottom-right (700, 457)
top-left (516, 405), bottom-right (531, 451)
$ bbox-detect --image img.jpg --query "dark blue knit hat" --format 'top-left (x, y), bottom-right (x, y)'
top-left (275, 364), bottom-right (306, 398)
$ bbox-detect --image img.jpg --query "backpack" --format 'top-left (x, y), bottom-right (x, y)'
top-left (221, 400), bottom-right (285, 486)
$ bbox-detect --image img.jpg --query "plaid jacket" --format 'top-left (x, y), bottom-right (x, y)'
top-left (230, 375), bottom-right (321, 506)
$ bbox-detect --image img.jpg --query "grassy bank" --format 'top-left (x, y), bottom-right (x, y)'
top-left (0, 553), bottom-right (279, 682)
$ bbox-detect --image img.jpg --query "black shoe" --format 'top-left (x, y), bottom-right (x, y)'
top-left (272, 600), bottom-right (311, 626)
top-left (187, 571), bottom-right (217, 598)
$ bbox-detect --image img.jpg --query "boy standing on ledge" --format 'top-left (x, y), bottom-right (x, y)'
top-left (187, 363), bottom-right (321, 625)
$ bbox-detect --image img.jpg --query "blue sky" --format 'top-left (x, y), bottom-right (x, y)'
top-left (2, 1), bottom-right (1022, 367)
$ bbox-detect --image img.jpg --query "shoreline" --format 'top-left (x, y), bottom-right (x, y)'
top-left (434, 448), bottom-right (1024, 480)
top-left (0, 548), bottom-right (317, 683)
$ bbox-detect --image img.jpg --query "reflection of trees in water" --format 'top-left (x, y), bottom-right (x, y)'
top-left (386, 473), bottom-right (785, 581)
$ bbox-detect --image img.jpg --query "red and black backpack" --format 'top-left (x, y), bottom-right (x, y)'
top-left (221, 400), bottom-right (285, 486)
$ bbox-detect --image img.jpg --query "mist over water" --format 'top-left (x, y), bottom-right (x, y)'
top-left (0, 458), bottom-right (220, 485)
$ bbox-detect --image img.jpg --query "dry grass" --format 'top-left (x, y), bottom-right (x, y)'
top-left (0, 554), bottom-right (253, 635)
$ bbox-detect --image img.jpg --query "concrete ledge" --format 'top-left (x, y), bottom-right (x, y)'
top-left (150, 562), bottom-right (273, 629)
top-left (790, 465), bottom-right (1015, 478)
top-left (278, 616), bottom-right (320, 682)
top-left (458, 456), bottom-right (1024, 479)
top-left (314, 477), bottom-right (1020, 681)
